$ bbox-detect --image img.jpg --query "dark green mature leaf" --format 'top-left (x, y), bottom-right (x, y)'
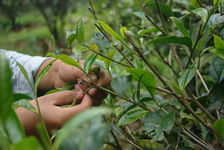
top-left (138, 28), bottom-right (159, 37)
top-left (159, 111), bottom-right (175, 133)
top-left (76, 19), bottom-right (85, 44)
top-left (178, 64), bottom-right (197, 90)
top-left (13, 100), bottom-right (36, 113)
top-left (111, 75), bottom-right (132, 96)
top-left (205, 13), bottom-right (224, 32)
top-left (10, 136), bottom-right (42, 150)
top-left (170, 17), bottom-right (189, 37)
top-left (0, 121), bottom-right (10, 149)
top-left (212, 119), bottom-right (224, 141)
top-left (212, 56), bottom-right (224, 82)
top-left (0, 53), bottom-right (13, 122)
top-left (35, 59), bottom-right (56, 91)
top-left (127, 68), bottom-right (156, 95)
top-left (67, 33), bottom-right (76, 45)
top-left (118, 108), bottom-right (147, 126)
top-left (208, 79), bottom-right (224, 104)
top-left (84, 54), bottom-right (97, 73)
top-left (143, 111), bottom-right (163, 133)
top-left (5, 109), bottom-right (25, 144)
top-left (146, 2), bottom-right (174, 17)
top-left (13, 93), bottom-right (32, 101)
top-left (54, 107), bottom-right (111, 148)
top-left (148, 36), bottom-right (192, 49)
top-left (192, 8), bottom-right (208, 23)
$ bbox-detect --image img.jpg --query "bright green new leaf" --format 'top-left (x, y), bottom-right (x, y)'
top-left (0, 53), bottom-right (13, 122)
top-left (214, 35), bottom-right (224, 50)
top-left (120, 26), bottom-right (127, 37)
top-left (178, 64), bottom-right (197, 90)
top-left (111, 75), bottom-right (132, 96)
top-left (10, 136), bottom-right (42, 150)
top-left (45, 89), bottom-right (62, 95)
top-left (170, 17), bottom-right (189, 37)
top-left (214, 0), bottom-right (222, 6)
top-left (97, 20), bottom-right (123, 42)
top-left (146, 2), bottom-right (174, 17)
top-left (49, 53), bottom-right (80, 68)
top-left (118, 108), bottom-right (147, 126)
top-left (127, 68), bottom-right (156, 95)
top-left (84, 54), bottom-right (98, 73)
top-left (35, 59), bottom-right (56, 91)
top-left (138, 28), bottom-right (159, 37)
top-left (192, 8), bottom-right (208, 24)
top-left (13, 100), bottom-right (36, 113)
top-left (16, 61), bottom-right (34, 91)
top-left (148, 36), bottom-right (192, 49)
top-left (50, 35), bottom-right (55, 51)
top-left (76, 19), bottom-right (85, 44)
top-left (212, 119), bottom-right (224, 141)
top-left (54, 107), bottom-right (111, 148)
top-left (191, 0), bottom-right (199, 8)
top-left (67, 33), bottom-right (76, 45)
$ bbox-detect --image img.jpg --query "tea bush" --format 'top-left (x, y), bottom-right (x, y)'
top-left (1, 0), bottom-right (224, 149)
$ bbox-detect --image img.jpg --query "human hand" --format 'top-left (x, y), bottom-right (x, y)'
top-left (37, 58), bottom-right (111, 105)
top-left (15, 90), bottom-right (92, 135)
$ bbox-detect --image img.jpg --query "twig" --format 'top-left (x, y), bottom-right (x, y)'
top-left (196, 70), bottom-right (210, 93)
top-left (155, 0), bottom-right (168, 33)
top-left (169, 44), bottom-right (183, 71)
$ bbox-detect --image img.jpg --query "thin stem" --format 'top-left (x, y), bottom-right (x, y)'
top-left (155, 0), bottom-right (168, 33)
top-left (138, 0), bottom-right (166, 35)
top-left (196, 70), bottom-right (209, 93)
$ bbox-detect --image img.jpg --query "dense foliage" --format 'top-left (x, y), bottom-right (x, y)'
top-left (1, 0), bottom-right (224, 149)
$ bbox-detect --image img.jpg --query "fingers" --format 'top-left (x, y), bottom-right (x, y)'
top-left (60, 94), bottom-right (93, 122)
top-left (40, 90), bottom-right (84, 106)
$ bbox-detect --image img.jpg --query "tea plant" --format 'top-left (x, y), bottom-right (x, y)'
top-left (1, 0), bottom-right (224, 149)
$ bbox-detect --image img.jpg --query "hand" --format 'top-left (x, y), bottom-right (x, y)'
top-left (36, 58), bottom-right (111, 105)
top-left (15, 90), bottom-right (92, 135)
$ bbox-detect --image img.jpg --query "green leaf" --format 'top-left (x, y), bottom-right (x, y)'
top-left (59, 118), bottom-right (109, 150)
top-left (146, 2), bottom-right (174, 17)
top-left (192, 8), bottom-right (208, 24)
top-left (214, 35), bottom-right (224, 50)
top-left (118, 108), bottom-right (147, 126)
top-left (158, 111), bottom-right (175, 133)
top-left (111, 75), bottom-right (132, 96)
top-left (191, 0), bottom-right (199, 8)
top-left (143, 111), bottom-right (163, 133)
top-left (0, 53), bottom-right (13, 122)
top-left (212, 119), bottom-right (224, 141)
top-left (120, 26), bottom-right (128, 37)
top-left (170, 17), bottom-right (189, 37)
top-left (35, 59), bottom-right (56, 92)
top-left (48, 53), bottom-right (80, 68)
top-left (76, 19), bottom-right (85, 44)
top-left (54, 107), bottom-right (111, 148)
top-left (16, 61), bottom-right (34, 91)
top-left (84, 54), bottom-right (98, 73)
top-left (0, 121), bottom-right (10, 149)
top-left (5, 109), bottom-right (25, 144)
top-left (212, 56), bottom-right (224, 82)
top-left (127, 68), bottom-right (156, 95)
top-left (13, 100), bottom-right (36, 113)
top-left (148, 36), bottom-right (192, 49)
top-left (13, 93), bottom-right (32, 101)
top-left (206, 13), bottom-right (224, 32)
top-left (10, 136), bottom-right (42, 150)
top-left (138, 28), bottom-right (159, 37)
top-left (214, 0), bottom-right (222, 6)
top-left (45, 89), bottom-right (63, 95)
top-left (178, 64), bottom-right (197, 90)
top-left (50, 35), bottom-right (56, 51)
top-left (97, 20), bottom-right (123, 42)
top-left (67, 33), bottom-right (76, 45)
